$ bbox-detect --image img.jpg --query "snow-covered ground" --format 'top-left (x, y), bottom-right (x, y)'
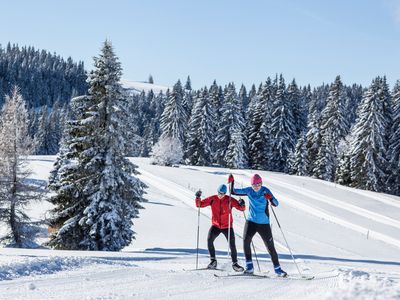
top-left (0, 156), bottom-right (399, 299)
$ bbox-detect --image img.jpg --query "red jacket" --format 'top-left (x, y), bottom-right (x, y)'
top-left (195, 195), bottom-right (245, 229)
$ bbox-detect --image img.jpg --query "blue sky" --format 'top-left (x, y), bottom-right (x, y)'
top-left (1, 0), bottom-right (400, 89)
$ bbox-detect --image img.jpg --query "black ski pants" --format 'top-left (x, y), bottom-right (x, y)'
top-left (243, 220), bottom-right (280, 267)
top-left (207, 226), bottom-right (238, 263)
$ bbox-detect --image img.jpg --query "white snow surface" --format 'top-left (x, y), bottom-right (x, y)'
top-left (0, 156), bottom-right (399, 299)
top-left (120, 80), bottom-right (170, 95)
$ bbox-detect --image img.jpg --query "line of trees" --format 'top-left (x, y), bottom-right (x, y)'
top-left (150, 75), bottom-right (399, 196)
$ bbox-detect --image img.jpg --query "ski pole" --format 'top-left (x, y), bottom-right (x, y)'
top-left (270, 206), bottom-right (302, 276)
top-left (227, 184), bottom-right (232, 261)
top-left (196, 194), bottom-right (201, 269)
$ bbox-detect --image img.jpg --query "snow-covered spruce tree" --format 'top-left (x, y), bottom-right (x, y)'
top-left (288, 131), bottom-right (308, 176)
top-left (47, 41), bottom-right (146, 251)
top-left (305, 88), bottom-right (323, 176)
top-left (160, 80), bottom-right (187, 145)
top-left (184, 75), bottom-right (192, 91)
top-left (185, 89), bottom-right (214, 166)
top-left (246, 78), bottom-right (273, 169)
top-left (287, 79), bottom-right (307, 138)
top-left (34, 102), bottom-right (65, 155)
top-left (345, 84), bottom-right (363, 128)
top-left (386, 80), bottom-right (400, 195)
top-left (46, 95), bottom-right (90, 243)
top-left (268, 74), bottom-right (296, 172)
top-left (215, 83), bottom-right (247, 168)
top-left (248, 84), bottom-right (257, 104)
top-left (126, 92), bottom-right (145, 157)
top-left (208, 80), bottom-right (221, 162)
top-left (226, 128), bottom-right (247, 169)
top-left (239, 84), bottom-right (249, 111)
top-left (47, 102), bottom-right (76, 191)
top-left (0, 87), bottom-right (42, 247)
top-left (314, 76), bottom-right (348, 181)
top-left (348, 77), bottom-right (391, 192)
top-left (182, 84), bottom-right (193, 123)
top-left (33, 107), bottom-right (51, 154)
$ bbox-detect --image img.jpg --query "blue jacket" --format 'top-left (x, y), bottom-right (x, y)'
top-left (232, 186), bottom-right (279, 224)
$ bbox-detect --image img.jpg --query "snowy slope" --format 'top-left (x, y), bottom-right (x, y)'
top-left (0, 156), bottom-right (399, 300)
top-left (120, 79), bottom-right (170, 95)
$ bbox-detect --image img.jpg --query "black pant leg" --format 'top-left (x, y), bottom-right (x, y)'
top-left (257, 223), bottom-right (280, 267)
top-left (221, 228), bottom-right (238, 263)
top-left (243, 221), bottom-right (258, 262)
top-left (207, 226), bottom-right (221, 259)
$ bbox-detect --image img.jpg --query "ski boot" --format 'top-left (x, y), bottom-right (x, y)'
top-left (207, 259), bottom-right (217, 270)
top-left (244, 261), bottom-right (254, 274)
top-left (232, 262), bottom-right (244, 272)
top-left (274, 266), bottom-right (288, 277)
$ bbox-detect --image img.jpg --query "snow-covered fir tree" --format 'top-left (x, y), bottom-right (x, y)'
top-left (248, 84), bottom-right (257, 104)
top-left (160, 80), bottom-right (187, 145)
top-left (386, 80), bottom-right (400, 195)
top-left (33, 102), bottom-right (65, 155)
top-left (288, 131), bottom-right (309, 176)
top-left (47, 41), bottom-right (146, 251)
top-left (239, 84), bottom-right (249, 111)
top-left (345, 84), bottom-right (363, 128)
top-left (0, 87), bottom-right (42, 247)
top-left (226, 128), bottom-right (247, 169)
top-left (314, 76), bottom-right (348, 181)
top-left (182, 86), bottom-right (193, 121)
top-left (185, 89), bottom-right (214, 166)
top-left (287, 79), bottom-right (307, 138)
top-left (184, 76), bottom-right (192, 91)
top-left (215, 83), bottom-right (247, 168)
top-left (268, 74), bottom-right (296, 172)
top-left (246, 78), bottom-right (273, 169)
top-left (305, 87), bottom-right (323, 176)
top-left (348, 77), bottom-right (392, 192)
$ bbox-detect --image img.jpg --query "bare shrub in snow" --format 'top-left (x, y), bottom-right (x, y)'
top-left (151, 137), bottom-right (183, 166)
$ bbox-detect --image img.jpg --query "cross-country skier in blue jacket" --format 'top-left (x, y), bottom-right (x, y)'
top-left (228, 173), bottom-right (287, 277)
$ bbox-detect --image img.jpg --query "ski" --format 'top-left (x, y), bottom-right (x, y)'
top-left (214, 273), bottom-right (269, 279)
top-left (214, 273), bottom-right (315, 280)
top-left (185, 267), bottom-right (225, 272)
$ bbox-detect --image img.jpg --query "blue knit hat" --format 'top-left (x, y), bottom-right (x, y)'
top-left (218, 184), bottom-right (227, 194)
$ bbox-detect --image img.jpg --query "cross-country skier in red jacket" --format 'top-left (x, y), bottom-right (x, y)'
top-left (195, 184), bottom-right (246, 272)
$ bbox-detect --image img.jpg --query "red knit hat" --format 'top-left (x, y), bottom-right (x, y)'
top-left (251, 174), bottom-right (262, 185)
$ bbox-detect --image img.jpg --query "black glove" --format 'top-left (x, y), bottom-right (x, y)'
top-left (195, 190), bottom-right (202, 198)
top-left (238, 198), bottom-right (245, 207)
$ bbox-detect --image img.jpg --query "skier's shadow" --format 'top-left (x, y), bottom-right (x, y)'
top-left (144, 247), bottom-right (400, 267)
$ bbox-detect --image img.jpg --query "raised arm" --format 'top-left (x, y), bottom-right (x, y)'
top-left (228, 174), bottom-right (250, 196)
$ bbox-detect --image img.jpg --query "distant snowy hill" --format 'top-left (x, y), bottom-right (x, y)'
top-left (0, 156), bottom-right (399, 299)
top-left (120, 79), bottom-right (170, 95)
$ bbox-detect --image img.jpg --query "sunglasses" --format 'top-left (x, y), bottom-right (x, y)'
top-left (252, 183), bottom-right (262, 187)
top-left (218, 192), bottom-right (226, 195)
